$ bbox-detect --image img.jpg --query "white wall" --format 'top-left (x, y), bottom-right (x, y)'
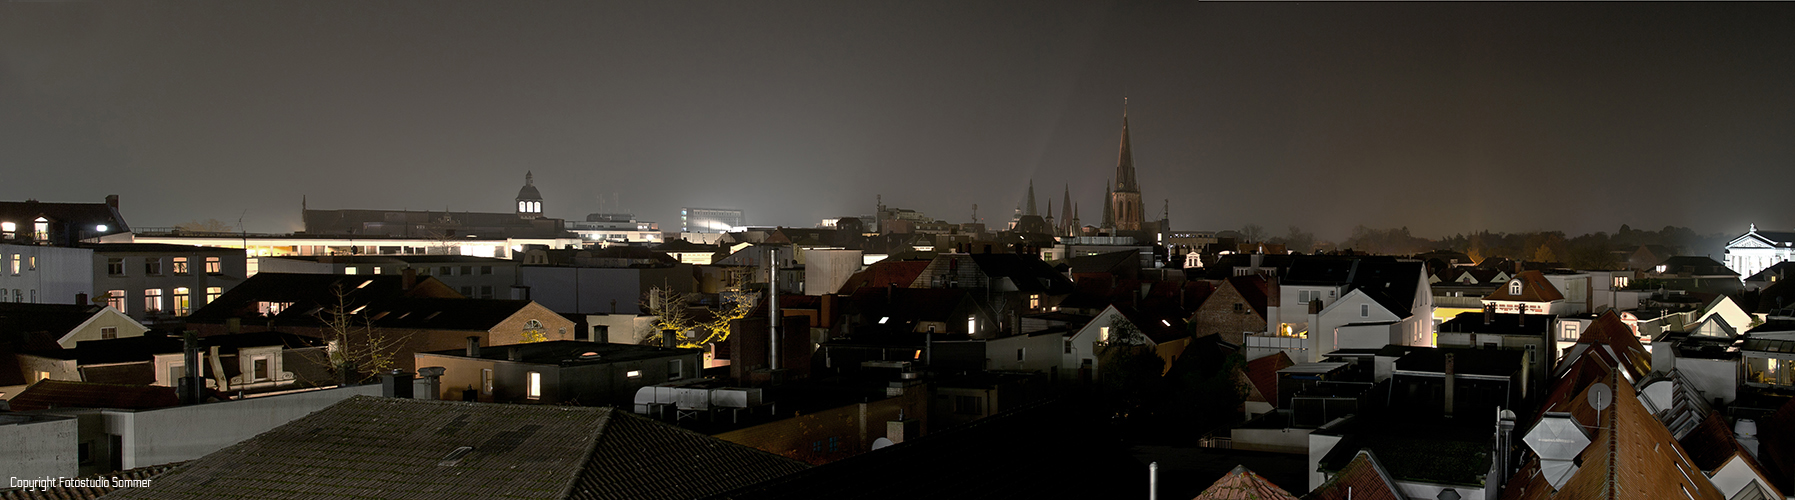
top-left (1232, 426), bottom-right (1311, 454)
top-left (985, 333), bottom-right (1065, 373)
top-left (0, 244), bottom-right (93, 305)
top-left (0, 415), bottom-right (78, 478)
top-left (104, 384), bottom-right (382, 469)
top-left (1678, 357), bottom-right (1739, 405)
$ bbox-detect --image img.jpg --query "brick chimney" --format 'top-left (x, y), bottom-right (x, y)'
top-left (401, 267), bottom-right (417, 291)
top-left (105, 195), bottom-right (118, 211)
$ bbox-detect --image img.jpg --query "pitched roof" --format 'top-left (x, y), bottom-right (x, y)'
top-left (4, 380), bottom-right (179, 411)
top-left (1304, 450), bottom-right (1403, 500)
top-left (836, 260), bottom-right (931, 295)
top-left (1656, 256), bottom-right (1739, 277)
top-left (1115, 304), bottom-right (1190, 344)
top-left (1220, 275), bottom-right (1272, 318)
top-left (1244, 352), bottom-right (1294, 405)
top-left (1758, 396), bottom-right (1795, 494)
top-left (0, 199), bottom-right (131, 238)
top-left (104, 396), bottom-right (807, 500)
top-left (1677, 411), bottom-right (1777, 498)
top-left (0, 303), bottom-right (106, 343)
top-left (1347, 260), bottom-right (1424, 318)
top-left (1066, 249), bottom-right (1141, 274)
top-left (1193, 465), bottom-right (1299, 500)
top-left (1571, 311), bottom-right (1651, 379)
top-left (1500, 377), bottom-right (1725, 500)
top-left (185, 272), bottom-right (459, 325)
top-left (1485, 271), bottom-right (1565, 302)
top-left (966, 253), bottom-right (1076, 294)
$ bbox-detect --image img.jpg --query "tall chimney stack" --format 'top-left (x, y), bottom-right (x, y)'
top-left (401, 267), bottom-right (417, 291)
top-left (466, 336), bottom-right (481, 357)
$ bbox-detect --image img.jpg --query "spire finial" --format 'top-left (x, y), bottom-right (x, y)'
top-left (525, 171), bottom-right (534, 186)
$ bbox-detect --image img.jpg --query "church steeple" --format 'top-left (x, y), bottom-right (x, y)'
top-left (1115, 111), bottom-right (1138, 193)
top-left (1108, 102), bottom-right (1145, 232)
top-left (1025, 180), bottom-right (1038, 216)
top-left (1101, 181), bottom-right (1114, 229)
top-left (1060, 184), bottom-right (1072, 235)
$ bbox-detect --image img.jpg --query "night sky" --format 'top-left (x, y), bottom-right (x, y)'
top-left (4, 2), bottom-right (1792, 241)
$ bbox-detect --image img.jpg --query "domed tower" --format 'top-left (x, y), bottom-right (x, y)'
top-left (516, 171), bottom-right (543, 219)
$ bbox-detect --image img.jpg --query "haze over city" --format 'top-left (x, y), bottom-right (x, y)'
top-left (5, 1), bottom-right (1793, 240)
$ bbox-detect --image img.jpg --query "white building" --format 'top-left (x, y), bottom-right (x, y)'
top-left (1724, 224), bottom-right (1795, 280)
top-left (0, 243), bottom-right (93, 305)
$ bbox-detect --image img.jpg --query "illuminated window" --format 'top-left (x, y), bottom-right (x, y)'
top-left (526, 372), bottom-right (541, 400)
top-left (372, 266), bottom-right (382, 275)
top-left (481, 369), bottom-right (494, 395)
top-left (1613, 276), bottom-right (1629, 288)
top-left (1099, 326), bottom-right (1111, 343)
top-left (172, 257), bottom-right (189, 275)
top-left (173, 287), bottom-right (191, 316)
top-left (144, 289), bottom-right (164, 313)
top-left (0, 221), bottom-right (12, 237)
top-left (967, 316), bottom-right (976, 333)
top-left (205, 287), bottom-right (222, 305)
top-left (344, 266), bottom-right (357, 275)
top-left (1509, 280), bottom-right (1522, 295)
top-left (1029, 294), bottom-right (1040, 309)
top-left (27, 256), bottom-right (34, 270)
top-left (626, 370), bottom-right (642, 378)
top-left (106, 290), bottom-right (126, 312)
top-left (8, 254), bottom-right (17, 275)
top-left (33, 217), bottom-right (48, 241)
top-left (205, 257), bottom-right (221, 274)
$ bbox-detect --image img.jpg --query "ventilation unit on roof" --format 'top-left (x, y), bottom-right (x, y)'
top-left (1522, 412), bottom-right (1590, 489)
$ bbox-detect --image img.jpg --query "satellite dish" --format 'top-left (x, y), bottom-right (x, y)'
top-left (871, 437), bottom-right (895, 450)
top-left (1587, 383), bottom-right (1613, 412)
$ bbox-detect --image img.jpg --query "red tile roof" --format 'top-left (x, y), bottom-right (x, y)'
top-left (1192, 464), bottom-right (1298, 500)
top-left (836, 260), bottom-right (931, 295)
top-left (5, 380), bottom-right (180, 411)
top-left (1759, 397), bottom-right (1795, 494)
top-left (1572, 311), bottom-right (1651, 379)
top-left (1244, 352), bottom-right (1294, 405)
top-left (1305, 450), bottom-right (1403, 500)
top-left (1484, 271), bottom-right (1565, 302)
top-left (1501, 374), bottom-right (1725, 500)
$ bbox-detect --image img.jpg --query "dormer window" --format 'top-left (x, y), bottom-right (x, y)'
top-left (1509, 280), bottom-right (1522, 296)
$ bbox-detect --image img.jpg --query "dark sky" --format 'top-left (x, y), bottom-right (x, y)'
top-left (4, 2), bottom-right (1792, 241)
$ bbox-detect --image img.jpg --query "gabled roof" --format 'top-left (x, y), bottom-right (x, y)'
top-left (1744, 261), bottom-right (1795, 284)
top-left (1218, 275), bottom-right (1272, 318)
top-left (1244, 352), bottom-right (1294, 405)
top-left (73, 335), bottom-right (184, 365)
top-left (0, 198), bottom-right (131, 238)
top-left (1500, 377), bottom-right (1725, 500)
top-left (0, 303), bottom-right (106, 343)
top-left (1348, 260), bottom-right (1424, 318)
top-left (1677, 411), bottom-right (1777, 499)
top-left (5, 380), bottom-right (179, 411)
top-left (1193, 465), bottom-right (1299, 500)
top-left (1572, 311), bottom-right (1651, 379)
top-left (965, 253), bottom-right (1075, 294)
top-left (1304, 449), bottom-right (1403, 500)
top-left (1113, 304), bottom-right (1189, 345)
top-left (836, 260), bottom-right (931, 295)
top-left (104, 396), bottom-right (808, 500)
top-left (653, 238), bottom-right (721, 253)
top-left (1485, 271), bottom-right (1565, 302)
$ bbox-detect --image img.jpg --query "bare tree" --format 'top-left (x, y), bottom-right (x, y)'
top-left (298, 284), bottom-right (414, 385)
top-left (639, 270), bottom-right (760, 348)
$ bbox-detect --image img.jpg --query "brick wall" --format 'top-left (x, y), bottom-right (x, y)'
top-left (1190, 281), bottom-right (1265, 345)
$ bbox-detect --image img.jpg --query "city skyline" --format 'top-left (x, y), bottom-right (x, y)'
top-left (4, 2), bottom-right (1792, 240)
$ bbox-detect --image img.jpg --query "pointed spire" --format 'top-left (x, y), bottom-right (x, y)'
top-left (1060, 184), bottom-right (1072, 233)
top-left (1045, 199), bottom-right (1054, 223)
top-left (1102, 181), bottom-right (1114, 228)
top-left (1025, 180), bottom-right (1038, 216)
top-left (1115, 107), bottom-right (1137, 193)
top-left (526, 171), bottom-right (534, 186)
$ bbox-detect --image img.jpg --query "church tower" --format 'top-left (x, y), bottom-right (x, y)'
top-left (516, 171), bottom-right (544, 219)
top-left (1110, 107), bottom-right (1145, 232)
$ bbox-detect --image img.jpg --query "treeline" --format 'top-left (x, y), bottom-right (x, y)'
top-left (1243, 224), bottom-right (1733, 270)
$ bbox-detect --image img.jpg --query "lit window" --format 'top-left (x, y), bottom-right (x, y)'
top-left (357, 279), bottom-right (373, 289)
top-left (173, 287), bottom-right (191, 316)
top-left (205, 257), bottom-right (221, 274)
top-left (345, 266), bottom-right (357, 275)
top-left (481, 369), bottom-right (493, 395)
top-left (172, 257), bottom-right (189, 275)
top-left (967, 316), bottom-right (976, 333)
top-left (205, 287), bottom-right (222, 305)
top-left (1029, 294), bottom-right (1040, 309)
top-left (878, 316), bottom-right (889, 324)
top-left (373, 266), bottom-right (382, 275)
top-left (106, 290), bottom-right (126, 312)
top-left (1509, 280), bottom-right (1522, 295)
top-left (27, 256), bottom-right (35, 270)
top-left (33, 217), bottom-right (48, 241)
top-left (8, 254), bottom-right (17, 275)
top-left (626, 370), bottom-right (642, 378)
top-left (144, 289), bottom-right (164, 312)
top-left (526, 372), bottom-right (541, 400)
top-left (1099, 326), bottom-right (1111, 343)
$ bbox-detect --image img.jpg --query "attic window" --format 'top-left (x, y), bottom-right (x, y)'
top-left (357, 280), bottom-right (374, 289)
top-left (1509, 280), bottom-right (1522, 295)
top-left (878, 316), bottom-right (889, 324)
top-left (1160, 319), bottom-right (1170, 327)
top-left (437, 446), bottom-right (475, 466)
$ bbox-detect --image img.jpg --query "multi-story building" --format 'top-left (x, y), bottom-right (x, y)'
top-left (1726, 224), bottom-right (1795, 281)
top-left (251, 255), bottom-right (521, 299)
top-left (86, 243), bottom-right (247, 323)
top-left (681, 207), bottom-right (746, 233)
top-left (0, 243), bottom-right (94, 305)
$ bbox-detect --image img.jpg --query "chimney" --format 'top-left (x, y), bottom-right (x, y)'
top-left (181, 331), bottom-right (202, 405)
top-left (380, 369), bottom-right (414, 398)
top-left (414, 367), bottom-right (444, 400)
top-left (401, 267), bottom-right (417, 290)
top-left (1484, 304), bottom-right (1494, 325)
top-left (75, 292), bottom-right (88, 306)
top-left (105, 194), bottom-right (118, 211)
top-left (466, 336), bottom-right (481, 357)
top-left (1497, 409), bottom-right (1517, 478)
top-left (1444, 352), bottom-right (1456, 418)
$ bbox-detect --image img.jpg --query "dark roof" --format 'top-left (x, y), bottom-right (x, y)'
top-left (0, 199), bottom-right (131, 239)
top-left (365, 297), bottom-right (536, 330)
top-left (1317, 424), bottom-right (1493, 488)
top-left (1282, 256), bottom-right (1367, 285)
top-left (1115, 304), bottom-right (1190, 344)
top-left (105, 396), bottom-right (807, 500)
top-left (268, 254), bottom-right (516, 264)
top-left (200, 331), bottom-right (325, 350)
top-left (1745, 261), bottom-right (1795, 283)
top-left (1220, 275), bottom-right (1273, 318)
top-left (708, 398), bottom-right (1141, 500)
top-left (184, 272), bottom-right (459, 325)
top-left (1393, 348), bottom-right (1522, 377)
top-left (847, 287), bottom-right (978, 325)
top-left (1501, 378), bottom-right (1726, 500)
top-left (836, 260), bottom-right (931, 295)
top-left (653, 239), bottom-right (720, 253)
top-left (965, 253), bottom-right (1075, 294)
top-left (80, 243), bottom-right (241, 254)
top-left (73, 335), bottom-right (184, 365)
top-left (1438, 311), bottom-right (1554, 335)
top-left (1066, 249), bottom-right (1140, 274)
top-left (1761, 396), bottom-right (1795, 494)
top-left (1752, 230), bottom-right (1795, 244)
top-left (0, 303), bottom-right (105, 341)
top-left (1656, 256), bottom-right (1739, 277)
top-left (1573, 311), bottom-right (1651, 378)
top-left (1346, 260), bottom-right (1424, 318)
top-left (424, 340), bottom-right (698, 365)
top-left (5, 380), bottom-right (179, 411)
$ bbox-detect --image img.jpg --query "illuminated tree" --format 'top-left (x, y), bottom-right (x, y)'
top-left (639, 273), bottom-right (760, 349)
top-left (1533, 244), bottom-right (1557, 264)
top-left (299, 284), bottom-right (414, 385)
